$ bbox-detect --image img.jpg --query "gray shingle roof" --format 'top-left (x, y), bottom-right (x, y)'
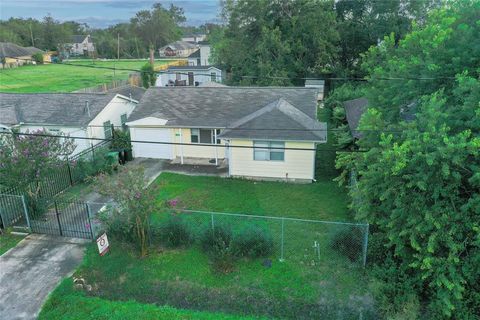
top-left (128, 87), bottom-right (325, 142)
top-left (167, 65), bottom-right (218, 71)
top-left (188, 49), bottom-right (200, 58)
top-left (343, 97), bottom-right (368, 139)
top-left (0, 92), bottom-right (117, 127)
top-left (70, 35), bottom-right (91, 44)
top-left (24, 47), bottom-right (44, 55)
top-left (0, 42), bottom-right (32, 59)
top-left (106, 85), bottom-right (146, 102)
top-left (161, 41), bottom-right (197, 51)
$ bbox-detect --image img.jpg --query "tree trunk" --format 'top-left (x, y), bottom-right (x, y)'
top-left (149, 45), bottom-right (155, 66)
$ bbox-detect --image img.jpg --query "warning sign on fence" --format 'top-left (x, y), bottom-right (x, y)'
top-left (96, 233), bottom-right (109, 256)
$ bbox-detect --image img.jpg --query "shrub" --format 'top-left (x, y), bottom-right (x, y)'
top-left (330, 227), bottom-right (364, 262)
top-left (98, 208), bottom-right (134, 243)
top-left (32, 52), bottom-right (44, 64)
top-left (200, 224), bottom-right (235, 273)
top-left (232, 226), bottom-right (273, 258)
top-left (157, 216), bottom-right (193, 248)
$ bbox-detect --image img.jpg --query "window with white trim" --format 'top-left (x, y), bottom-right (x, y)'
top-left (120, 113), bottom-right (128, 125)
top-left (253, 141), bottom-right (285, 161)
top-left (190, 128), bottom-right (221, 144)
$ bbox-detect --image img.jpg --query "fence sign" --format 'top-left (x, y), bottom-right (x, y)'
top-left (96, 233), bottom-right (109, 256)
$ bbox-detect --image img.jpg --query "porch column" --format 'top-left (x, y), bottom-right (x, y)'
top-left (179, 129), bottom-right (184, 164)
top-left (214, 129), bottom-right (218, 166)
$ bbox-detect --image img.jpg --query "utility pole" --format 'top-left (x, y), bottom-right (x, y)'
top-left (117, 33), bottom-right (120, 61)
top-left (29, 24), bottom-right (35, 47)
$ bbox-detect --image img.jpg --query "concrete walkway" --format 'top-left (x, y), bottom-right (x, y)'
top-left (0, 234), bottom-right (88, 320)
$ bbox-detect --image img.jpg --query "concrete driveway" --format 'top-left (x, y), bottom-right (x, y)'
top-left (0, 234), bottom-right (88, 320)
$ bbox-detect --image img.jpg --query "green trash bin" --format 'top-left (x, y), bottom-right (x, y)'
top-left (106, 151), bottom-right (119, 166)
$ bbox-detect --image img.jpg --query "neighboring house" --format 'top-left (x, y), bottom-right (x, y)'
top-left (187, 41), bottom-right (212, 66)
top-left (305, 79), bottom-right (325, 101)
top-left (343, 97), bottom-right (368, 139)
top-left (158, 41), bottom-right (197, 58)
top-left (0, 92), bottom-right (138, 155)
top-left (181, 33), bottom-right (206, 43)
top-left (343, 97), bottom-right (416, 139)
top-left (62, 35), bottom-right (95, 57)
top-left (126, 87), bottom-right (326, 182)
top-left (24, 47), bottom-right (52, 63)
top-left (0, 42), bottom-right (47, 68)
top-left (156, 66), bottom-right (223, 87)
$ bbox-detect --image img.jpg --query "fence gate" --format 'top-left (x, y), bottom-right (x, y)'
top-left (28, 201), bottom-right (94, 240)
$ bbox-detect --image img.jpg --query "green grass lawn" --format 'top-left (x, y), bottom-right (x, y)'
top-left (40, 173), bottom-right (374, 319)
top-left (0, 60), bottom-right (172, 93)
top-left (0, 231), bottom-right (25, 256)
top-left (155, 172), bottom-right (350, 221)
top-left (40, 278), bottom-right (261, 320)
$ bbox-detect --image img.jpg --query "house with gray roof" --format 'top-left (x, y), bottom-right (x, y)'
top-left (0, 42), bottom-right (48, 68)
top-left (156, 65), bottom-right (223, 87)
top-left (126, 87), bottom-right (326, 182)
top-left (62, 35), bottom-right (95, 57)
top-left (0, 91), bottom-right (139, 155)
top-left (158, 41), bottom-right (197, 58)
top-left (343, 97), bottom-right (369, 139)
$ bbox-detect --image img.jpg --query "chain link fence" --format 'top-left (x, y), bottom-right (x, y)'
top-left (151, 210), bottom-right (369, 268)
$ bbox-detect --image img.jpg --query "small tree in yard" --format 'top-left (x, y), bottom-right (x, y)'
top-left (94, 166), bottom-right (158, 257)
top-left (0, 129), bottom-right (76, 214)
top-left (140, 63), bottom-right (157, 88)
top-left (32, 52), bottom-right (44, 64)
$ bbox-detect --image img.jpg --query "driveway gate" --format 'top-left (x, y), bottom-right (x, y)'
top-left (28, 201), bottom-right (94, 240)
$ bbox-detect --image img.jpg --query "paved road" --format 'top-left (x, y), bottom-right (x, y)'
top-left (0, 234), bottom-right (88, 320)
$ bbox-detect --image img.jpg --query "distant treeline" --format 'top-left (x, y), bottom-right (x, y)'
top-left (0, 3), bottom-right (213, 59)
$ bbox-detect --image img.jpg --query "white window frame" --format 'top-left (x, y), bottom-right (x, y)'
top-left (253, 141), bottom-right (285, 161)
top-left (103, 121), bottom-right (112, 139)
top-left (190, 128), bottom-right (221, 144)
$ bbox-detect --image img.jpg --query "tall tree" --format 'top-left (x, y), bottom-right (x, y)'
top-left (334, 0), bottom-right (442, 76)
top-left (336, 1), bottom-right (480, 318)
top-left (212, 0), bottom-right (339, 86)
top-left (130, 3), bottom-right (183, 63)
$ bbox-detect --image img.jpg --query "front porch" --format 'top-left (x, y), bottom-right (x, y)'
top-left (163, 157), bottom-right (229, 177)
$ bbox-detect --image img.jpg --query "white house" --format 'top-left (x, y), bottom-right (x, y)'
top-left (155, 66), bottom-right (223, 87)
top-left (63, 35), bottom-right (95, 57)
top-left (0, 89), bottom-right (143, 155)
top-left (126, 87), bottom-right (326, 182)
top-left (158, 41), bottom-right (198, 58)
top-left (187, 41), bottom-right (212, 66)
top-left (181, 33), bottom-right (206, 43)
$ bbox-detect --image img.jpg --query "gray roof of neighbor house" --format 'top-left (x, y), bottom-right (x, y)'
top-left (0, 42), bottom-right (32, 59)
top-left (188, 49), bottom-right (200, 58)
top-left (70, 35), bottom-right (91, 44)
top-left (0, 92), bottom-right (118, 127)
top-left (128, 87), bottom-right (326, 142)
top-left (24, 47), bottom-right (44, 55)
top-left (343, 97), bottom-right (368, 139)
top-left (166, 65), bottom-right (220, 71)
top-left (107, 85), bottom-right (146, 102)
top-left (161, 41), bottom-right (197, 51)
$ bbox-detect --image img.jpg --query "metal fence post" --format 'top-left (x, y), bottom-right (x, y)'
top-left (362, 224), bottom-right (369, 267)
top-left (21, 195), bottom-right (31, 230)
top-left (279, 218), bottom-right (285, 262)
top-left (66, 157), bottom-right (74, 186)
top-left (85, 203), bottom-right (94, 240)
top-left (54, 201), bottom-right (63, 236)
top-left (211, 213), bottom-right (214, 230)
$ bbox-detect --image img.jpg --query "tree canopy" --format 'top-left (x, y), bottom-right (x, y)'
top-left (336, 1), bottom-right (480, 318)
top-left (212, 0), bottom-right (339, 86)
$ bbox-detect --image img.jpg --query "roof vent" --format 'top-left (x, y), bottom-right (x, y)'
top-left (84, 101), bottom-right (91, 117)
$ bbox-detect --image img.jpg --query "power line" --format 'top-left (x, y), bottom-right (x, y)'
top-left (13, 122), bottom-right (403, 134)
top-left (0, 131), bottom-right (368, 153)
top-left (1, 56), bottom-right (457, 82)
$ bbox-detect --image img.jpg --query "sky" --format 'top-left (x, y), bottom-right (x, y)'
top-left (0, 0), bottom-right (220, 28)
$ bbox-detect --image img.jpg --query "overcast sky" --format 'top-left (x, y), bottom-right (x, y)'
top-left (0, 0), bottom-right (220, 28)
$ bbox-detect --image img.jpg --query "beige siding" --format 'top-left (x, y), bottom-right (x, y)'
top-left (229, 139), bottom-right (315, 181)
top-left (172, 128), bottom-right (226, 159)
